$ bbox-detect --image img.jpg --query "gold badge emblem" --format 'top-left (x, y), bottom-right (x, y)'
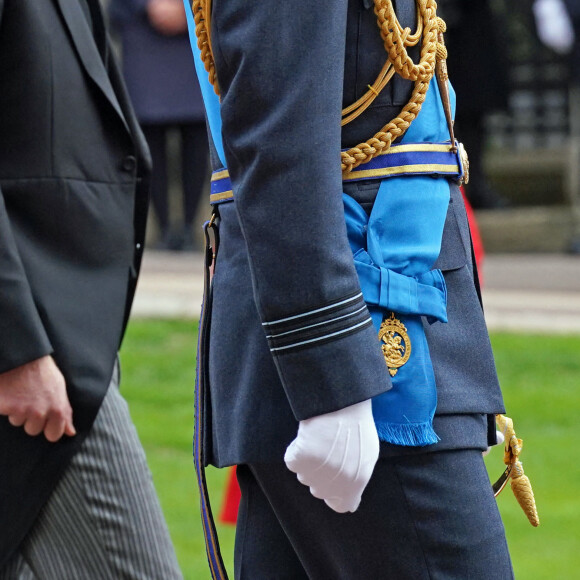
top-left (378, 312), bottom-right (411, 377)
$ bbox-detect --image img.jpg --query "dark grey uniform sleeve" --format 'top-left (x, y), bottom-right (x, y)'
top-left (0, 193), bottom-right (53, 374)
top-left (211, 0), bottom-right (391, 420)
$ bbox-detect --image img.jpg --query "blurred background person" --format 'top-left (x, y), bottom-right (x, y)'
top-left (109, 0), bottom-right (209, 251)
top-left (534, 0), bottom-right (580, 252)
top-left (443, 0), bottom-right (511, 209)
top-left (533, 0), bottom-right (576, 57)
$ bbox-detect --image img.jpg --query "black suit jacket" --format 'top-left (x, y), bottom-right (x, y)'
top-left (0, 0), bottom-right (150, 567)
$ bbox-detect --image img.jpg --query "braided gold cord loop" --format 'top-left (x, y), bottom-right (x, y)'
top-left (340, 82), bottom-right (428, 173)
top-left (341, 0), bottom-right (448, 174)
top-left (375, 0), bottom-right (437, 82)
top-left (192, 0), bottom-right (451, 173)
top-left (341, 61), bottom-right (396, 126)
top-left (192, 0), bottom-right (219, 95)
top-left (341, 13), bottom-right (423, 126)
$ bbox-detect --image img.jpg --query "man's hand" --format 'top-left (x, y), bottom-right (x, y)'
top-left (284, 399), bottom-right (379, 514)
top-left (146, 0), bottom-right (188, 36)
top-left (0, 356), bottom-right (76, 442)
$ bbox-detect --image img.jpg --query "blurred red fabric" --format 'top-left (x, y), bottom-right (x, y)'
top-left (460, 186), bottom-right (485, 279)
top-left (219, 466), bottom-right (241, 525)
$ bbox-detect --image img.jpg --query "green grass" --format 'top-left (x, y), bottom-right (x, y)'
top-left (119, 320), bottom-right (580, 579)
top-left (118, 319), bottom-right (235, 579)
top-left (486, 333), bottom-right (580, 580)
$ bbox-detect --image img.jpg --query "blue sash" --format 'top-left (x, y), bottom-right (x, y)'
top-left (184, 3), bottom-right (226, 166)
top-left (343, 79), bottom-right (455, 446)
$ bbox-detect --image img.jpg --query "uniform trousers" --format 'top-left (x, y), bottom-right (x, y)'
top-left (235, 449), bottom-right (514, 579)
top-left (0, 368), bottom-right (183, 580)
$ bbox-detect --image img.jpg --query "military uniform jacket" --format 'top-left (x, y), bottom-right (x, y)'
top-left (0, 0), bottom-right (150, 567)
top-left (198, 0), bottom-right (505, 468)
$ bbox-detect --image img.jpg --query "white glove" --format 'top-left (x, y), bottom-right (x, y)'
top-left (533, 0), bottom-right (575, 55)
top-left (284, 399), bottom-right (379, 513)
top-left (483, 430), bottom-right (506, 457)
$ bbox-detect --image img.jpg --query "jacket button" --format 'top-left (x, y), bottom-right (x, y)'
top-left (122, 155), bottom-right (137, 172)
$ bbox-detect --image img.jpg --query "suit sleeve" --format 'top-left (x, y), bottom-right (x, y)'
top-left (212, 0), bottom-right (391, 420)
top-left (0, 192), bottom-right (53, 374)
top-left (108, 0), bottom-right (149, 28)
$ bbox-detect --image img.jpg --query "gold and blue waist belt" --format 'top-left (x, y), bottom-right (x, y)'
top-left (209, 141), bottom-right (466, 205)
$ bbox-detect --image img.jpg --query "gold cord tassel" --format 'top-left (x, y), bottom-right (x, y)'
top-left (495, 415), bottom-right (540, 527)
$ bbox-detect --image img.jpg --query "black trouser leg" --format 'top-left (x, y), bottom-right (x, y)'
top-left (142, 124), bottom-right (170, 235)
top-left (235, 450), bottom-right (514, 580)
top-left (180, 122), bottom-right (209, 228)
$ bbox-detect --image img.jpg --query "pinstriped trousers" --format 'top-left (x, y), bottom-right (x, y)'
top-left (0, 367), bottom-right (183, 580)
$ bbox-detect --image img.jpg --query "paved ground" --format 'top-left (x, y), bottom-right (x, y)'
top-left (132, 251), bottom-right (204, 320)
top-left (481, 254), bottom-right (580, 334)
top-left (132, 251), bottom-right (580, 334)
